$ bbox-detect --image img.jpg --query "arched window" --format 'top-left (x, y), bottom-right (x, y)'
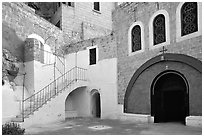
top-left (132, 25), bottom-right (141, 52)
top-left (181, 2), bottom-right (198, 36)
top-left (176, 2), bottom-right (201, 42)
top-left (149, 10), bottom-right (170, 49)
top-left (153, 14), bottom-right (166, 45)
top-left (128, 21), bottom-right (144, 56)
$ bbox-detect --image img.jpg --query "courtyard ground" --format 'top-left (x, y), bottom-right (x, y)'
top-left (25, 117), bottom-right (202, 135)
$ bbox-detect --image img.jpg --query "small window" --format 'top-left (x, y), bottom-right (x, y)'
top-left (153, 14), bottom-right (166, 45)
top-left (176, 2), bottom-right (201, 42)
top-left (67, 2), bottom-right (74, 7)
top-left (57, 2), bottom-right (61, 8)
top-left (149, 10), bottom-right (170, 49)
top-left (131, 25), bottom-right (142, 52)
top-left (94, 2), bottom-right (100, 11)
top-left (128, 21), bottom-right (145, 56)
top-left (63, 2), bottom-right (74, 7)
top-left (89, 48), bottom-right (96, 65)
top-left (181, 2), bottom-right (198, 36)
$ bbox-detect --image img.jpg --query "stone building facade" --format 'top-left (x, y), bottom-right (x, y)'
top-left (113, 2), bottom-right (202, 125)
top-left (53, 2), bottom-right (115, 43)
top-left (2, 2), bottom-right (118, 127)
top-left (61, 2), bottom-right (202, 126)
top-left (2, 2), bottom-right (202, 127)
top-left (37, 2), bottom-right (115, 44)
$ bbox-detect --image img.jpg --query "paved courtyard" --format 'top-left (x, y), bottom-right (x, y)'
top-left (25, 117), bottom-right (202, 135)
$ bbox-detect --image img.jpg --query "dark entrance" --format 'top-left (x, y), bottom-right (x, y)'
top-left (92, 92), bottom-right (101, 118)
top-left (151, 71), bottom-right (189, 124)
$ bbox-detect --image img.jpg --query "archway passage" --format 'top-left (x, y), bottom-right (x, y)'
top-left (92, 92), bottom-right (101, 118)
top-left (152, 72), bottom-right (189, 124)
top-left (65, 87), bottom-right (89, 118)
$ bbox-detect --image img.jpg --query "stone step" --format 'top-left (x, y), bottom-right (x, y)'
top-left (15, 82), bottom-right (72, 120)
top-left (16, 114), bottom-right (29, 119)
top-left (11, 117), bottom-right (24, 122)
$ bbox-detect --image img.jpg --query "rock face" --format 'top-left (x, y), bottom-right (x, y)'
top-left (2, 49), bottom-right (19, 82)
top-left (25, 2), bottom-right (55, 22)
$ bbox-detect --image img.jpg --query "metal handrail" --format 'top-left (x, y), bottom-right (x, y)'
top-left (23, 67), bottom-right (75, 102)
top-left (55, 65), bottom-right (63, 75)
top-left (56, 55), bottom-right (65, 66)
top-left (22, 66), bottom-right (87, 119)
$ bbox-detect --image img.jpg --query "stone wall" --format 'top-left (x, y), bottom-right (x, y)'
top-left (113, 2), bottom-right (202, 104)
top-left (61, 2), bottom-right (114, 33)
top-left (126, 60), bottom-right (202, 116)
top-left (60, 2), bottom-right (114, 44)
top-left (2, 49), bottom-right (19, 81)
top-left (63, 34), bottom-right (117, 61)
top-left (2, 2), bottom-right (64, 58)
top-left (2, 2), bottom-right (65, 88)
top-left (24, 38), bottom-right (44, 63)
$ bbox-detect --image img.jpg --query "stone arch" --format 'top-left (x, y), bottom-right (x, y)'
top-left (90, 88), bottom-right (101, 95)
top-left (25, 34), bottom-right (45, 63)
top-left (65, 86), bottom-right (89, 118)
top-left (124, 53), bottom-right (201, 116)
top-left (28, 33), bottom-right (45, 44)
top-left (151, 70), bottom-right (189, 124)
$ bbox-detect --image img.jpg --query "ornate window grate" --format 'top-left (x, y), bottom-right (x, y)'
top-left (153, 14), bottom-right (166, 45)
top-left (181, 2), bottom-right (198, 36)
top-left (131, 25), bottom-right (142, 52)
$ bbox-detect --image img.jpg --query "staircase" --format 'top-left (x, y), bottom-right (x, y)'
top-left (12, 66), bottom-right (87, 122)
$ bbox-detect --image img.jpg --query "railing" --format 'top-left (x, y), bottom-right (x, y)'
top-left (21, 67), bottom-right (87, 120)
top-left (43, 49), bottom-right (65, 75)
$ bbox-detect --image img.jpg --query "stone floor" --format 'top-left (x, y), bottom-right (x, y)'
top-left (25, 117), bottom-right (202, 135)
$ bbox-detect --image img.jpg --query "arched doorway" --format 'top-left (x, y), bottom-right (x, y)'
top-left (65, 87), bottom-right (89, 118)
top-left (151, 71), bottom-right (189, 124)
top-left (124, 53), bottom-right (201, 124)
top-left (92, 92), bottom-right (101, 118)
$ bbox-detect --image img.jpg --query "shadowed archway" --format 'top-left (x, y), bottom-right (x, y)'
top-left (65, 87), bottom-right (89, 118)
top-left (151, 71), bottom-right (189, 124)
top-left (91, 92), bottom-right (101, 118)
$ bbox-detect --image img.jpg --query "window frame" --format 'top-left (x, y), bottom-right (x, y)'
top-left (153, 14), bottom-right (166, 45)
top-left (149, 10), bottom-right (170, 50)
top-left (93, 2), bottom-right (100, 13)
top-left (62, 2), bottom-right (74, 7)
top-left (87, 46), bottom-right (98, 66)
top-left (176, 2), bottom-right (202, 42)
top-left (128, 21), bottom-right (145, 56)
top-left (67, 2), bottom-right (75, 7)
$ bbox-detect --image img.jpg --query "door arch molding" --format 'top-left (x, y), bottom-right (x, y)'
top-left (151, 70), bottom-right (189, 123)
top-left (151, 70), bottom-right (189, 95)
top-left (124, 53), bottom-right (201, 112)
